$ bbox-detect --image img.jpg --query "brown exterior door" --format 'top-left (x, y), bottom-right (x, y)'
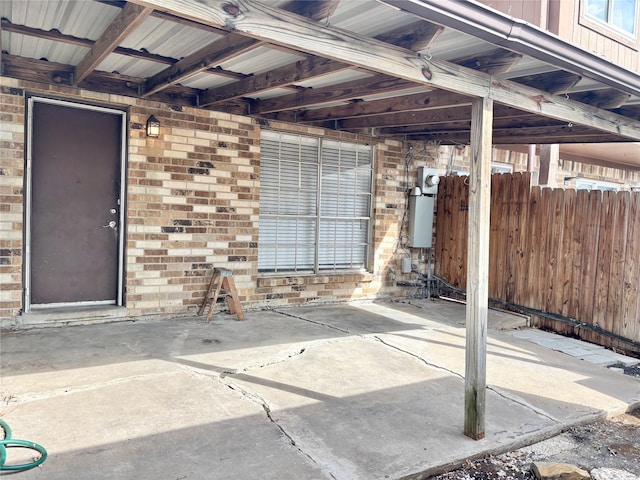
top-left (29, 100), bottom-right (124, 306)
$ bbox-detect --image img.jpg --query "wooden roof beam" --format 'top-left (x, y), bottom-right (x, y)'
top-left (1, 19), bottom-right (256, 81)
top-left (125, 0), bottom-right (640, 141)
top-left (569, 89), bottom-right (632, 109)
top-left (0, 54), bottom-right (254, 114)
top-left (290, 89), bottom-right (471, 123)
top-left (403, 124), bottom-right (621, 144)
top-left (452, 48), bottom-right (522, 75)
top-left (333, 104), bottom-right (537, 129)
top-left (199, 20), bottom-right (443, 107)
top-left (1, 18), bottom-right (177, 67)
top-left (74, 2), bottom-right (152, 85)
top-left (375, 20), bottom-right (444, 51)
top-left (199, 55), bottom-right (352, 106)
top-left (253, 74), bottom-right (416, 114)
top-left (142, 33), bottom-right (262, 97)
top-left (510, 70), bottom-right (582, 94)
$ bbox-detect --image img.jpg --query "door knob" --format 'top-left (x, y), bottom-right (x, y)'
top-left (102, 220), bottom-right (117, 228)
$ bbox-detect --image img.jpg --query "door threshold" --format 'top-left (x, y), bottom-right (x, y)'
top-left (7, 306), bottom-right (129, 329)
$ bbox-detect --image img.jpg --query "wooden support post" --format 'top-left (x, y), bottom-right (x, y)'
top-left (465, 96), bottom-right (493, 440)
top-left (539, 144), bottom-right (559, 186)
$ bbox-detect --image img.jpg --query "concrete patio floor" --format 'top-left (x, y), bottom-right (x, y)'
top-left (1, 299), bottom-right (639, 479)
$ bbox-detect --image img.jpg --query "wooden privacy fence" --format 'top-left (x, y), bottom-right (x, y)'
top-left (434, 172), bottom-right (640, 354)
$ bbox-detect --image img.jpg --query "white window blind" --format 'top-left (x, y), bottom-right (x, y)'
top-left (259, 130), bottom-right (373, 273)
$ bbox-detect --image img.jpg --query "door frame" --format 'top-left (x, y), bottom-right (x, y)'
top-left (24, 96), bottom-right (127, 312)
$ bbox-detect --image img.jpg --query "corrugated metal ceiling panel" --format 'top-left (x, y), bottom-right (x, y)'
top-left (99, 53), bottom-right (167, 78)
top-left (118, 16), bottom-right (222, 59)
top-left (322, 0), bottom-right (416, 36)
top-left (296, 70), bottom-right (374, 89)
top-left (244, 87), bottom-right (294, 100)
top-left (180, 71), bottom-right (238, 90)
top-left (0, 0), bottom-right (119, 39)
top-left (219, 46), bottom-right (306, 75)
top-left (2, 31), bottom-right (89, 65)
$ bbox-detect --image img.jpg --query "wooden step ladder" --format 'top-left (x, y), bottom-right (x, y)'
top-left (199, 268), bottom-right (245, 323)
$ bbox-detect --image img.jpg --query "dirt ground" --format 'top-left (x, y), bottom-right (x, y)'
top-left (432, 366), bottom-right (640, 480)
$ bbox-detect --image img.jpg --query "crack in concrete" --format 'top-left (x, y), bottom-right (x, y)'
top-left (371, 335), bottom-right (465, 379)
top-left (371, 336), bottom-right (561, 424)
top-left (486, 385), bottom-right (559, 424)
top-left (2, 371), bottom-right (178, 405)
top-left (237, 347), bottom-right (309, 373)
top-left (273, 310), bottom-right (351, 334)
top-left (218, 375), bottom-right (338, 480)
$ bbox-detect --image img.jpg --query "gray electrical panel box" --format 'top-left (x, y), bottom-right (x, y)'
top-left (408, 195), bottom-right (434, 248)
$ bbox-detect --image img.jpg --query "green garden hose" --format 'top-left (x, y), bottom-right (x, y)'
top-left (0, 419), bottom-right (47, 472)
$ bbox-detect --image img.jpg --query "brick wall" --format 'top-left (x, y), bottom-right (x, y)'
top-left (0, 78), bottom-right (412, 321)
top-left (2, 75), bottom-right (638, 322)
top-left (0, 84), bottom-right (25, 318)
top-left (125, 105), bottom-right (261, 315)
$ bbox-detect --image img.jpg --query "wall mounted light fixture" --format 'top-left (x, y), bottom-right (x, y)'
top-left (146, 115), bottom-right (160, 137)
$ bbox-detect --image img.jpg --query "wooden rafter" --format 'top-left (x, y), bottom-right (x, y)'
top-left (142, 33), bottom-right (262, 96)
top-left (405, 124), bottom-right (620, 144)
top-left (289, 90), bottom-right (470, 123)
top-left (74, 2), bottom-right (153, 85)
top-left (511, 70), bottom-right (582, 94)
top-left (452, 49), bottom-right (523, 75)
top-left (333, 104), bottom-right (540, 130)
top-left (199, 55), bottom-right (352, 106)
top-left (375, 20), bottom-right (444, 51)
top-left (253, 74), bottom-right (416, 114)
top-left (1, 18), bottom-right (255, 81)
top-left (124, 0), bottom-right (640, 141)
top-left (0, 54), bottom-right (250, 113)
top-left (569, 89), bottom-right (632, 109)
top-left (199, 20), bottom-right (443, 107)
top-left (0, 19), bottom-right (169, 65)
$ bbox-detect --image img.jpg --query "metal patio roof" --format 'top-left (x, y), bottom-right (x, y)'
top-left (1, 0), bottom-right (639, 168)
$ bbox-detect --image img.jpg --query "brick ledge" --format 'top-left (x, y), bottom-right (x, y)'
top-left (257, 272), bottom-right (374, 287)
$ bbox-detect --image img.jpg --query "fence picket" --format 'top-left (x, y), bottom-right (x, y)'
top-left (434, 173), bottom-right (640, 351)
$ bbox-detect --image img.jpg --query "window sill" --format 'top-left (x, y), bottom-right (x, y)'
top-left (578, 12), bottom-right (638, 50)
top-left (257, 272), bottom-right (374, 287)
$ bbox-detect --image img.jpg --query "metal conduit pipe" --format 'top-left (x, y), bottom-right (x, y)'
top-left (380, 0), bottom-right (640, 98)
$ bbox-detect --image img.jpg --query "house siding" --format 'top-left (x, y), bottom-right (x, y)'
top-left (480, 0), bottom-right (639, 72)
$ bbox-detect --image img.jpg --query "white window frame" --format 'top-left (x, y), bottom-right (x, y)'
top-left (573, 178), bottom-right (621, 191)
top-left (585, 0), bottom-right (638, 37)
top-left (258, 130), bottom-right (374, 274)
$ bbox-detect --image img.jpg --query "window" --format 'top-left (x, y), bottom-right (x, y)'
top-left (490, 162), bottom-right (514, 174)
top-left (586, 0), bottom-right (637, 36)
top-left (258, 130), bottom-right (373, 274)
top-left (574, 179), bottom-right (620, 191)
